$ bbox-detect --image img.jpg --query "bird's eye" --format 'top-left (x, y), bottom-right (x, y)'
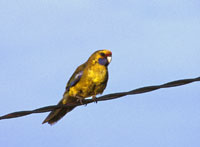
top-left (100, 52), bottom-right (106, 57)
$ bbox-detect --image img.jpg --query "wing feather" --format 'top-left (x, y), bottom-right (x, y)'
top-left (65, 63), bottom-right (86, 91)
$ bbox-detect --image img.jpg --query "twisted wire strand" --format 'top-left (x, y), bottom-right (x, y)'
top-left (0, 76), bottom-right (199, 120)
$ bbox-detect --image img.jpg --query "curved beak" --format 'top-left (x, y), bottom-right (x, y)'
top-left (107, 56), bottom-right (112, 63)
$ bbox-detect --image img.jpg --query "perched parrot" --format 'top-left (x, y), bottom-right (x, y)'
top-left (42, 49), bottom-right (112, 125)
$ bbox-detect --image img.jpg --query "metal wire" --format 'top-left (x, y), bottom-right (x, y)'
top-left (0, 76), bottom-right (199, 120)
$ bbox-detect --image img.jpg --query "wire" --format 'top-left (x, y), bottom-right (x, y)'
top-left (0, 76), bottom-right (199, 120)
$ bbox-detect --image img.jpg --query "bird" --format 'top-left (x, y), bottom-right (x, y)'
top-left (42, 49), bottom-right (112, 125)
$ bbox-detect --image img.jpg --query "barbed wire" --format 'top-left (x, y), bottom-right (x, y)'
top-left (0, 76), bottom-right (199, 120)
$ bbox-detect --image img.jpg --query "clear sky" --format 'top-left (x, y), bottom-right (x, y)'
top-left (0, 0), bottom-right (200, 147)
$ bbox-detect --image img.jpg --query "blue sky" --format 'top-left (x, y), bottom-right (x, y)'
top-left (0, 0), bottom-right (200, 147)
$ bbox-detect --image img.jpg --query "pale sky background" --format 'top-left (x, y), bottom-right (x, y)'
top-left (0, 0), bottom-right (200, 147)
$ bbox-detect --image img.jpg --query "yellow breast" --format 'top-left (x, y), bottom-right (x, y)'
top-left (68, 64), bottom-right (108, 98)
top-left (87, 65), bottom-right (107, 83)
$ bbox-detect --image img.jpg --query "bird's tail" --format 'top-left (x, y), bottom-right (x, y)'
top-left (42, 94), bottom-right (76, 125)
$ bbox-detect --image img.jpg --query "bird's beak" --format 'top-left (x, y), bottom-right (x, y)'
top-left (107, 56), bottom-right (112, 63)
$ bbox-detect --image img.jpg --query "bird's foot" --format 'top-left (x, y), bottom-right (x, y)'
top-left (76, 96), bottom-right (87, 106)
top-left (92, 96), bottom-right (98, 103)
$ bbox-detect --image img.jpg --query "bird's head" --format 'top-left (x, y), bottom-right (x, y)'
top-left (89, 49), bottom-right (112, 66)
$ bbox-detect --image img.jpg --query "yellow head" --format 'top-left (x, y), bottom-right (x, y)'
top-left (88, 49), bottom-right (112, 66)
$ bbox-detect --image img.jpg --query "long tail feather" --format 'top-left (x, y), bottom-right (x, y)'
top-left (42, 94), bottom-right (76, 125)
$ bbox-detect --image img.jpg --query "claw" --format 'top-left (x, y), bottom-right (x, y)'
top-left (92, 95), bottom-right (98, 103)
top-left (76, 96), bottom-right (87, 106)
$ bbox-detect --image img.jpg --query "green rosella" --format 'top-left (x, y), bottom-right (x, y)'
top-left (42, 50), bottom-right (112, 125)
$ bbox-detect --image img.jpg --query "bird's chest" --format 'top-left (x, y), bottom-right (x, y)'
top-left (87, 66), bottom-right (107, 84)
top-left (69, 65), bottom-right (108, 98)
